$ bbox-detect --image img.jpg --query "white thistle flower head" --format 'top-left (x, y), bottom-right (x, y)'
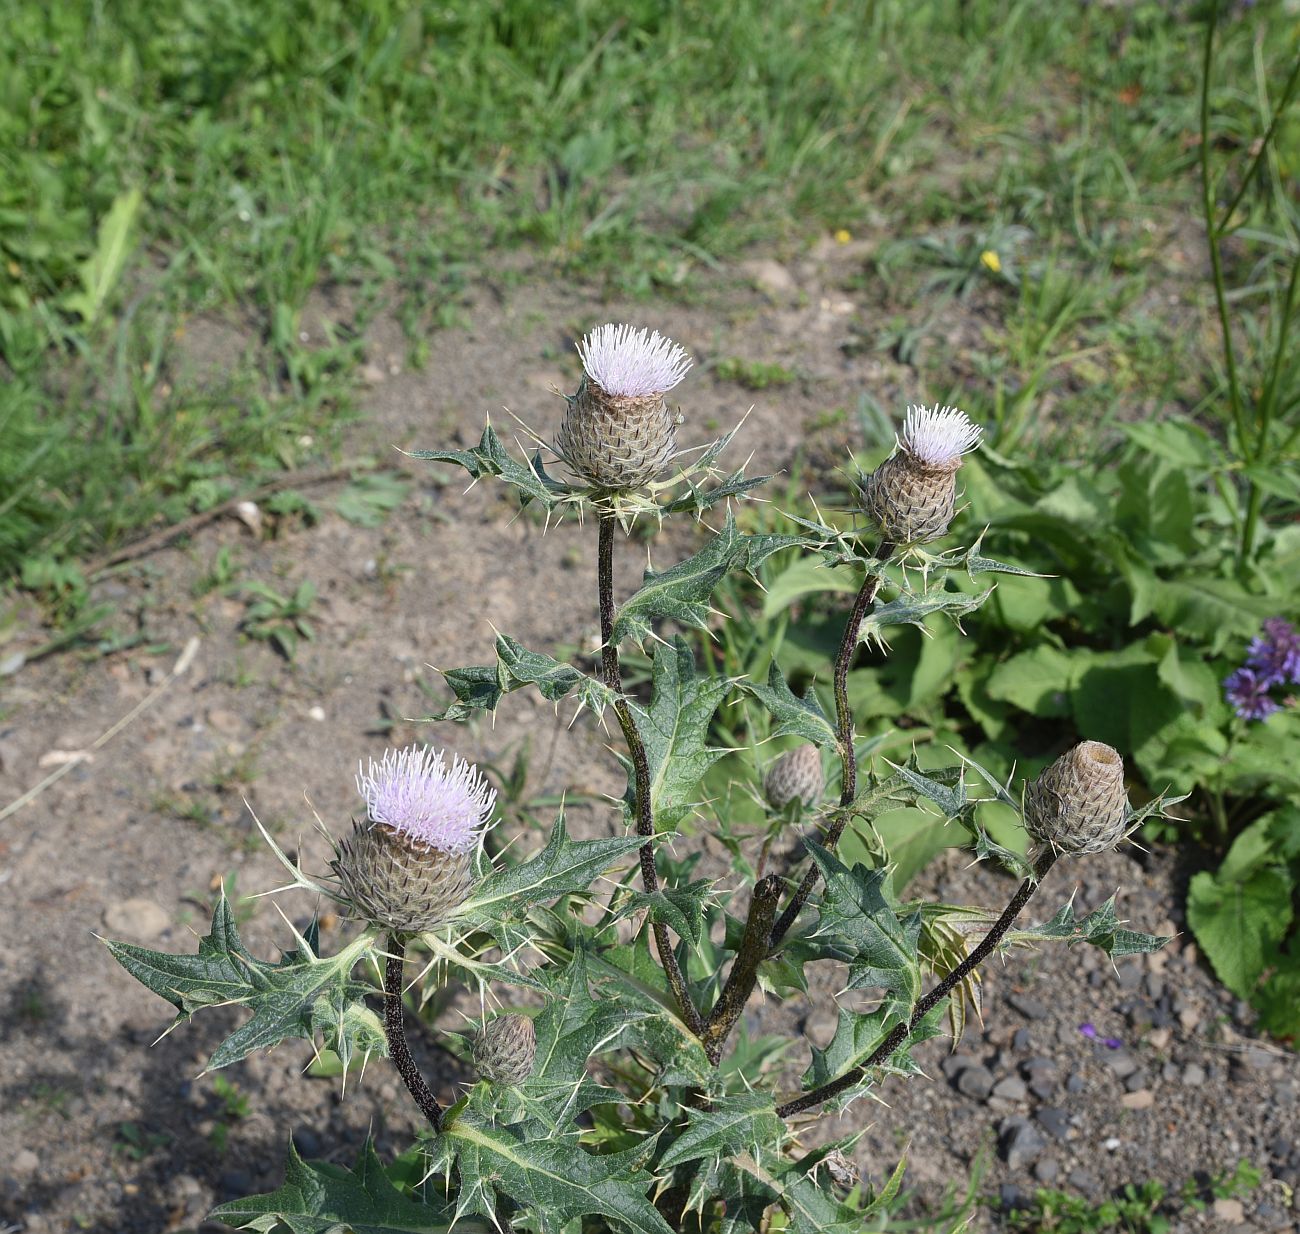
top-left (356, 744), bottom-right (495, 855)
top-left (577, 323), bottom-right (693, 399)
top-left (900, 404), bottom-right (982, 470)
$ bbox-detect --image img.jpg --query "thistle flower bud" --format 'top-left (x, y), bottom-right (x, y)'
top-left (858, 404), bottom-right (982, 545)
top-left (1024, 740), bottom-right (1128, 860)
top-left (555, 323), bottom-right (692, 492)
top-left (332, 745), bottom-right (495, 934)
top-left (472, 1013), bottom-right (537, 1086)
top-left (764, 743), bottom-right (824, 811)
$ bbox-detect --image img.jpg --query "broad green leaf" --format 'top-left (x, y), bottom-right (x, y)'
top-left (805, 843), bottom-right (922, 1002)
top-left (430, 634), bottom-right (615, 722)
top-left (1006, 897), bottom-right (1171, 958)
top-left (64, 187), bottom-right (143, 324)
top-left (984, 644), bottom-right (1078, 717)
top-left (105, 896), bottom-right (380, 1072)
top-left (739, 661), bottom-right (837, 747)
top-left (762, 556), bottom-right (860, 617)
top-left (611, 513), bottom-right (806, 645)
top-left (432, 1107), bottom-right (673, 1234)
top-left (455, 814), bottom-right (646, 927)
top-left (624, 637), bottom-right (731, 830)
top-left (407, 422), bottom-right (571, 509)
top-left (1187, 861), bottom-right (1294, 998)
top-left (209, 1139), bottom-right (472, 1233)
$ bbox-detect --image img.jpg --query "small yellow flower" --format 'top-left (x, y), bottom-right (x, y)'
top-left (980, 250), bottom-right (1002, 274)
top-left (834, 228), bottom-right (851, 245)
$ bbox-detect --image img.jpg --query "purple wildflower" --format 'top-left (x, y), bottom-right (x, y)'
top-left (356, 745), bottom-right (495, 854)
top-left (577, 324), bottom-right (692, 398)
top-left (1078, 1022), bottom-right (1097, 1039)
top-left (1224, 666), bottom-right (1282, 723)
top-left (1245, 617), bottom-right (1300, 688)
top-left (1078, 1023), bottom-right (1122, 1048)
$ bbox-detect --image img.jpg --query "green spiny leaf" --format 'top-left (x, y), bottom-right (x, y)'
top-left (429, 634), bottom-right (614, 722)
top-left (104, 896), bottom-right (380, 1072)
top-left (624, 637), bottom-right (731, 831)
top-left (455, 814), bottom-right (646, 927)
top-left (805, 843), bottom-right (922, 1002)
top-left (857, 586), bottom-right (993, 649)
top-left (1005, 896), bottom-right (1172, 958)
top-left (209, 1138), bottom-right (471, 1233)
top-left (407, 422), bottom-right (571, 509)
top-left (739, 661), bottom-right (837, 748)
top-left (615, 880), bottom-right (713, 944)
top-left (659, 1092), bottom-right (784, 1169)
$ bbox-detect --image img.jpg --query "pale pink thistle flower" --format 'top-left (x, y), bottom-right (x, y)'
top-left (356, 745), bottom-right (495, 855)
top-left (576, 323), bottom-right (692, 399)
top-left (557, 323), bottom-right (692, 491)
top-left (900, 404), bottom-right (983, 468)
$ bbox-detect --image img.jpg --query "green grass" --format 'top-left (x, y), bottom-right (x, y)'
top-left (1, 0), bottom-right (1295, 584)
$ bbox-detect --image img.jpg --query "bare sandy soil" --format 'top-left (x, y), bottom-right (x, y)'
top-left (1, 253), bottom-right (1296, 1233)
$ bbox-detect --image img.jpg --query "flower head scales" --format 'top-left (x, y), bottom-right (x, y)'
top-left (900, 404), bottom-right (982, 470)
top-left (577, 324), bottom-right (692, 399)
top-left (356, 744), bottom-right (495, 854)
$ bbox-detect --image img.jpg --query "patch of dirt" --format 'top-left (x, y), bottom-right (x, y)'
top-left (1, 259), bottom-right (1294, 1233)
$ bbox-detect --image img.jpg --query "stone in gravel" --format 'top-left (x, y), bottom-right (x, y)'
top-left (1066, 1071), bottom-right (1085, 1094)
top-left (102, 898), bottom-right (170, 940)
top-left (1144, 973), bottom-right (1165, 999)
top-left (1182, 1063), bottom-right (1206, 1087)
top-left (1012, 1028), bottom-right (1033, 1051)
top-left (956, 1065), bottom-right (995, 1100)
top-left (1000, 1119), bottom-right (1046, 1170)
top-left (1116, 961), bottom-right (1141, 989)
top-left (1275, 1081), bottom-right (1297, 1105)
top-left (941, 1052), bottom-right (982, 1081)
top-left (1178, 1005), bottom-right (1199, 1031)
top-left (992, 1076), bottom-right (1028, 1102)
top-left (1033, 1158), bottom-right (1060, 1184)
top-left (1124, 1069), bottom-right (1149, 1093)
top-left (1121, 1089), bottom-right (1154, 1110)
top-left (1022, 1058), bottom-right (1059, 1101)
top-left (9, 1150), bottom-right (39, 1177)
top-left (1105, 1051), bottom-right (1139, 1080)
top-left (1036, 1107), bottom-right (1070, 1141)
top-left (1237, 1044), bottom-right (1273, 1071)
top-left (998, 1183), bottom-right (1024, 1211)
top-left (1007, 993), bottom-right (1048, 1020)
top-left (1268, 1135), bottom-right (1293, 1159)
top-left (1212, 1198), bottom-right (1245, 1223)
top-left (1068, 1169), bottom-right (1101, 1198)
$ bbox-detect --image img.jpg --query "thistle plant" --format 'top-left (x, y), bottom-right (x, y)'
top-left (107, 322), bottom-right (1183, 1232)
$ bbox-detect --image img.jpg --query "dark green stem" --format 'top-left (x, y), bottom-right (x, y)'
top-left (597, 512), bottom-right (705, 1038)
top-left (701, 875), bottom-right (782, 1064)
top-left (383, 936), bottom-right (444, 1133)
top-left (776, 853), bottom-right (1056, 1118)
top-left (769, 547), bottom-right (893, 948)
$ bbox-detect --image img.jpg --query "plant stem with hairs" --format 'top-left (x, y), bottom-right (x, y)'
top-left (776, 852), bottom-right (1057, 1118)
top-left (701, 875), bottom-right (782, 1063)
top-left (769, 545), bottom-right (893, 948)
top-left (597, 511), bottom-right (704, 1037)
top-left (383, 935), bottom-right (444, 1132)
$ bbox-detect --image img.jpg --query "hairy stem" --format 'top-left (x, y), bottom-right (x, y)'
top-left (383, 936), bottom-right (444, 1133)
top-left (770, 546), bottom-right (893, 947)
top-left (701, 875), bottom-right (782, 1063)
top-left (597, 512), bottom-right (705, 1037)
top-left (776, 853), bottom-right (1057, 1118)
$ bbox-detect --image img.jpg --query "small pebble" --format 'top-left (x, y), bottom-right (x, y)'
top-left (956, 1065), bottom-right (995, 1101)
top-left (1012, 1028), bottom-right (1033, 1051)
top-left (1033, 1158), bottom-right (1060, 1184)
top-left (1000, 1120), bottom-right (1046, 1170)
top-left (307, 705), bottom-right (326, 722)
top-left (1121, 1089), bottom-right (1154, 1110)
top-left (1124, 1069), bottom-right (1149, 1093)
top-left (1106, 1051), bottom-right (1139, 1080)
top-left (1036, 1107), bottom-right (1070, 1141)
top-left (102, 898), bottom-right (171, 940)
top-left (1007, 993), bottom-right (1048, 1021)
top-left (992, 1077), bottom-right (1028, 1102)
top-left (1212, 1198), bottom-right (1245, 1223)
top-left (1182, 1063), bottom-right (1206, 1087)
top-left (1066, 1072), bottom-right (1085, 1094)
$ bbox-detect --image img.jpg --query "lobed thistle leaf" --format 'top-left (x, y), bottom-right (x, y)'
top-left (739, 661), bottom-right (838, 748)
top-left (104, 895), bottom-right (382, 1073)
top-left (209, 1139), bottom-right (472, 1233)
top-left (659, 1092), bottom-right (785, 1170)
